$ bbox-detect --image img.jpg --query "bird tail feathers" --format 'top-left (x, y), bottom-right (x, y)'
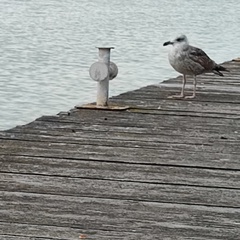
top-left (213, 65), bottom-right (229, 76)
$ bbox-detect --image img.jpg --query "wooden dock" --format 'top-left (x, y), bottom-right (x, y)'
top-left (1, 59), bottom-right (240, 240)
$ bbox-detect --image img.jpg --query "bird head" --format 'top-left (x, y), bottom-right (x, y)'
top-left (163, 34), bottom-right (189, 47)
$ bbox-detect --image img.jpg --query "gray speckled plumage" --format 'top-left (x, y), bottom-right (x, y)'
top-left (163, 34), bottom-right (228, 98)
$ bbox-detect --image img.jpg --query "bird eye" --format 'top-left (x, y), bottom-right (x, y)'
top-left (176, 37), bottom-right (183, 42)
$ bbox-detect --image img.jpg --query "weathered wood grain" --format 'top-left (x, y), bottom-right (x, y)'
top-left (1, 192), bottom-right (240, 239)
top-left (0, 60), bottom-right (240, 239)
top-left (0, 222), bottom-right (235, 240)
top-left (1, 173), bottom-right (240, 207)
top-left (1, 155), bottom-right (239, 189)
top-left (0, 137), bottom-right (239, 169)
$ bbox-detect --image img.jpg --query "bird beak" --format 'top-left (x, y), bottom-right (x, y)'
top-left (163, 41), bottom-right (173, 46)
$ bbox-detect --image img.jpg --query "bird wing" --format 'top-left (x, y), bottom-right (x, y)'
top-left (188, 46), bottom-right (215, 71)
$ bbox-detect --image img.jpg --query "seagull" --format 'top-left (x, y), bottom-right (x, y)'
top-left (163, 34), bottom-right (228, 99)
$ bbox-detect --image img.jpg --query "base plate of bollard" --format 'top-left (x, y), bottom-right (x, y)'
top-left (75, 103), bottom-right (130, 111)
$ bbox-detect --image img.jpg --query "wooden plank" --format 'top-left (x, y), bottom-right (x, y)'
top-left (0, 222), bottom-right (231, 240)
top-left (1, 122), bottom-right (239, 150)
top-left (112, 87), bottom-right (240, 104)
top-left (111, 76), bottom-right (240, 103)
top-left (0, 236), bottom-right (52, 240)
top-left (0, 223), bottom-right (90, 240)
top-left (1, 173), bottom-right (240, 207)
top-left (1, 155), bottom-right (239, 189)
top-left (4, 110), bottom-right (240, 142)
top-left (1, 191), bottom-right (240, 239)
top-left (1, 124), bottom-right (240, 152)
top-left (0, 137), bottom-right (239, 169)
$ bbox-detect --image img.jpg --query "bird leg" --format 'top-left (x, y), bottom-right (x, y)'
top-left (168, 74), bottom-right (186, 98)
top-left (185, 75), bottom-right (196, 99)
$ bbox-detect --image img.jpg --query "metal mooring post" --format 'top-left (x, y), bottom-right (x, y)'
top-left (89, 47), bottom-right (118, 106)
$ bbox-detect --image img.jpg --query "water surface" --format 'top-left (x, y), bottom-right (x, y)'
top-left (0, 0), bottom-right (240, 130)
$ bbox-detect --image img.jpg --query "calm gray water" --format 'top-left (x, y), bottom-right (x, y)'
top-left (0, 0), bottom-right (240, 130)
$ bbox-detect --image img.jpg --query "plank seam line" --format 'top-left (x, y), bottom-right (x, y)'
top-left (34, 111), bottom-right (240, 121)
top-left (1, 171), bottom-right (240, 190)
top-left (0, 136), bottom-right (216, 147)
top-left (4, 141), bottom-right (235, 154)
top-left (113, 97), bottom-right (240, 105)
top-left (0, 136), bottom-right (215, 147)
top-left (1, 153), bottom-right (240, 172)
top-left (0, 224), bottom-right (159, 236)
top-left (127, 110), bottom-right (240, 119)
top-left (2, 191), bottom-right (240, 209)
top-left (3, 130), bottom-right (238, 142)
top-left (3, 130), bottom-right (238, 143)
top-left (0, 233), bottom-right (57, 240)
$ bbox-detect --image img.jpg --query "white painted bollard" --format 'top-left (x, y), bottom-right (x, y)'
top-left (89, 47), bottom-right (118, 106)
